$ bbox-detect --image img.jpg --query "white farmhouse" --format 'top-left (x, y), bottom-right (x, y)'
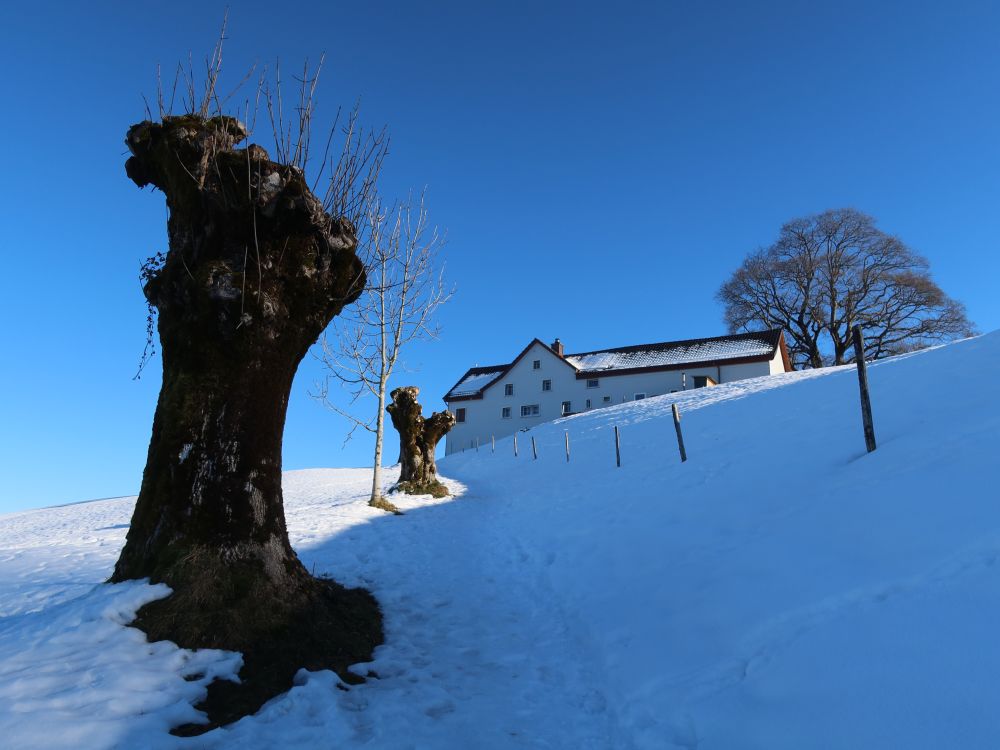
top-left (442, 329), bottom-right (792, 455)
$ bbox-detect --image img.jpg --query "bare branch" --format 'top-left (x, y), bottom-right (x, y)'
top-left (717, 208), bottom-right (975, 368)
top-left (312, 188), bottom-right (452, 502)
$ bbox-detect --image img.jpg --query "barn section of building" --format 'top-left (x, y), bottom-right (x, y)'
top-left (442, 329), bottom-right (793, 454)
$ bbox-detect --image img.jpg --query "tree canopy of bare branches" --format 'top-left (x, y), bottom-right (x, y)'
top-left (717, 209), bottom-right (975, 368)
top-left (314, 190), bottom-right (452, 511)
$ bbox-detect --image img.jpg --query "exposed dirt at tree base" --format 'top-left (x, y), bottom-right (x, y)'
top-left (368, 495), bottom-right (404, 514)
top-left (128, 576), bottom-right (383, 737)
top-left (393, 479), bottom-right (450, 498)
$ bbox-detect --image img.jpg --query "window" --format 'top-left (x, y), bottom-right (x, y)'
top-left (456, 408), bottom-right (466, 423)
top-left (693, 375), bottom-right (716, 388)
top-left (520, 404), bottom-right (540, 417)
top-left (603, 396), bottom-right (612, 403)
top-left (501, 406), bottom-right (511, 419)
top-left (542, 379), bottom-right (552, 391)
top-left (634, 393), bottom-right (646, 400)
top-left (585, 399), bottom-right (591, 409)
top-left (504, 383), bottom-right (514, 396)
top-left (586, 378), bottom-right (600, 388)
top-left (561, 401), bottom-right (571, 415)
top-left (532, 359), bottom-right (541, 370)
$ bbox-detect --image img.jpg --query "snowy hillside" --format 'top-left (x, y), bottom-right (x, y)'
top-left (1, 332), bottom-right (999, 749)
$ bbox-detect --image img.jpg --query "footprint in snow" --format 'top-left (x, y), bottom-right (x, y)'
top-left (424, 701), bottom-right (456, 718)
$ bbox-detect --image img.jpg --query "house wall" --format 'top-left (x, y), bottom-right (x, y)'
top-left (443, 344), bottom-right (783, 455)
top-left (768, 348), bottom-right (788, 374)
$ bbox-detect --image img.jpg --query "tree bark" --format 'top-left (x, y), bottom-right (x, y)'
top-left (385, 386), bottom-right (455, 498)
top-left (110, 115), bottom-right (381, 730)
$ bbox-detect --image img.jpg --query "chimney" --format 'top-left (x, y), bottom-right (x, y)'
top-left (551, 338), bottom-right (564, 357)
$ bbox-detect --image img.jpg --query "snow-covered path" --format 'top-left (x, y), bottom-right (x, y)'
top-left (234, 469), bottom-right (629, 749)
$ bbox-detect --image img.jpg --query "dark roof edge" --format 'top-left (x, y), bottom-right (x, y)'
top-left (777, 331), bottom-right (793, 372)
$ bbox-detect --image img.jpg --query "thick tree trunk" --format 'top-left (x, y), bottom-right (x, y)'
top-left (807, 341), bottom-right (825, 369)
top-left (386, 386), bottom-right (455, 498)
top-left (110, 115), bottom-right (381, 731)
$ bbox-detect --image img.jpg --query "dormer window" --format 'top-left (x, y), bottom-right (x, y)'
top-left (504, 383), bottom-right (514, 396)
top-left (532, 360), bottom-right (541, 370)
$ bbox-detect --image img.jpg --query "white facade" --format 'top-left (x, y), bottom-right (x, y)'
top-left (443, 332), bottom-right (790, 455)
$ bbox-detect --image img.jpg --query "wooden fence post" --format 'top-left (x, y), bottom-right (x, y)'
top-left (614, 425), bottom-right (621, 467)
top-left (852, 324), bottom-right (877, 453)
top-left (565, 431), bottom-right (570, 462)
top-left (531, 436), bottom-right (538, 460)
top-left (475, 437), bottom-right (479, 452)
top-left (513, 433), bottom-right (518, 457)
top-left (672, 403), bottom-right (687, 462)
top-left (491, 434), bottom-right (495, 454)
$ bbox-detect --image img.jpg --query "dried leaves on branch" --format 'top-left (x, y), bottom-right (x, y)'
top-left (717, 208), bottom-right (976, 368)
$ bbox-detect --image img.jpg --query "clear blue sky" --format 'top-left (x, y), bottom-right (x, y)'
top-left (1, 0), bottom-right (998, 513)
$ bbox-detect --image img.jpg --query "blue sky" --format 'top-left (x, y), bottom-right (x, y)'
top-left (1, 0), bottom-right (998, 513)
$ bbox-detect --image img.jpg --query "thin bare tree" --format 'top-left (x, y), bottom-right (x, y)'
top-left (718, 209), bottom-right (975, 368)
top-left (314, 190), bottom-right (452, 512)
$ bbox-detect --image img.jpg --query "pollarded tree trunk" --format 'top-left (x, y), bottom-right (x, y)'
top-left (421, 411), bottom-right (455, 479)
top-left (386, 386), bottom-right (456, 498)
top-left (110, 115), bottom-right (381, 731)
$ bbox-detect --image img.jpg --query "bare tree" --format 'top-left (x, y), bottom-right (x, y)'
top-left (314, 190), bottom-right (451, 512)
top-left (717, 209), bottom-right (975, 368)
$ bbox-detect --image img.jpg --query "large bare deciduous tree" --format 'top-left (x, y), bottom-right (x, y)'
top-left (717, 208), bottom-right (975, 368)
top-left (111, 29), bottom-right (388, 732)
top-left (314, 191), bottom-right (451, 513)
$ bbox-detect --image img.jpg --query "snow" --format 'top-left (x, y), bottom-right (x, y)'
top-left (0, 583), bottom-right (241, 749)
top-left (565, 333), bottom-right (776, 372)
top-left (1, 332), bottom-right (999, 748)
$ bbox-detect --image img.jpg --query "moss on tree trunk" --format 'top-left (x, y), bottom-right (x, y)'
top-left (110, 114), bottom-right (382, 732)
top-left (386, 386), bottom-right (455, 498)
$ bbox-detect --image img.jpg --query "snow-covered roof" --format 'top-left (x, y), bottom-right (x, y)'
top-left (566, 330), bottom-right (781, 373)
top-left (447, 367), bottom-right (507, 397)
top-left (444, 330), bottom-right (786, 401)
